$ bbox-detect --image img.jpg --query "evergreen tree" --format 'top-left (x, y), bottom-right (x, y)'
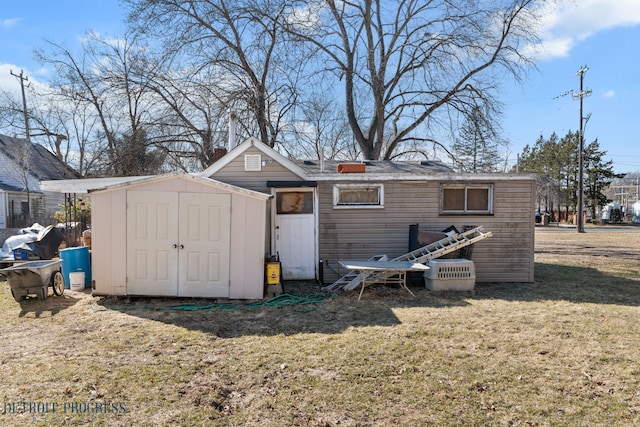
top-left (583, 138), bottom-right (625, 219)
top-left (518, 132), bottom-right (572, 217)
top-left (452, 107), bottom-right (501, 172)
top-left (517, 131), bottom-right (622, 223)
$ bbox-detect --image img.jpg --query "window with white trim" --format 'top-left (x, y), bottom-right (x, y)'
top-left (333, 184), bottom-right (384, 208)
top-left (441, 184), bottom-right (493, 214)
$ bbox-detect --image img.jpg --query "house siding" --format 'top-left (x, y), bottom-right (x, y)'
top-left (43, 192), bottom-right (65, 224)
top-left (318, 178), bottom-right (535, 284)
top-left (210, 146), bottom-right (302, 193)
top-left (4, 192), bottom-right (47, 228)
top-left (205, 139), bottom-right (536, 286)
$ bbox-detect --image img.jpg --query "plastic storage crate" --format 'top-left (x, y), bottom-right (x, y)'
top-left (424, 259), bottom-right (475, 291)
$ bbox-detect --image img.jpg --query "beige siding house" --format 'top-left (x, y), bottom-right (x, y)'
top-left (201, 138), bottom-right (536, 284)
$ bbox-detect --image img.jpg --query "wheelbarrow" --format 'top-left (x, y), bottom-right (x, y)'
top-left (0, 259), bottom-right (64, 302)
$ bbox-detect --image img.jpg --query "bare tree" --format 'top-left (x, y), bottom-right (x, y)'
top-left (282, 94), bottom-right (353, 160)
top-left (35, 39), bottom-right (118, 175)
top-left (130, 57), bottom-right (234, 170)
top-left (124, 0), bottom-right (303, 150)
top-left (2, 75), bottom-right (97, 174)
top-left (282, 0), bottom-right (546, 160)
top-left (0, 89), bottom-right (22, 133)
top-left (35, 32), bottom-right (166, 176)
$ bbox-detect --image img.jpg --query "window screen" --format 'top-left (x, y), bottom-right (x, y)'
top-left (333, 184), bottom-right (383, 208)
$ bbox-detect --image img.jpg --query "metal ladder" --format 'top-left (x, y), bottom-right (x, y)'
top-left (329, 226), bottom-right (492, 291)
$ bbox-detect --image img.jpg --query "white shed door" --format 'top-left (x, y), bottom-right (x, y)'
top-left (126, 191), bottom-right (231, 297)
top-left (178, 192), bottom-right (231, 297)
top-left (127, 191), bottom-right (179, 296)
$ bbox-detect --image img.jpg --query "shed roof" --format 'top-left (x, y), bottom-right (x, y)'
top-left (55, 172), bottom-right (271, 200)
top-left (40, 176), bottom-right (152, 194)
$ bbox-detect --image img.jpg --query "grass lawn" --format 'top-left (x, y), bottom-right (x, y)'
top-left (1, 226), bottom-right (640, 426)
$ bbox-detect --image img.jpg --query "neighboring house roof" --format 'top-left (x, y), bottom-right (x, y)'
top-left (0, 133), bottom-right (82, 182)
top-left (0, 181), bottom-right (24, 192)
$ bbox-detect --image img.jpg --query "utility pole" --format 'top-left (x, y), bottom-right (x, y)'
top-left (10, 69), bottom-right (31, 142)
top-left (10, 69), bottom-right (33, 225)
top-left (573, 66), bottom-right (591, 233)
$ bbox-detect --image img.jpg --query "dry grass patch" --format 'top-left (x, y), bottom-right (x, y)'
top-left (1, 226), bottom-right (640, 426)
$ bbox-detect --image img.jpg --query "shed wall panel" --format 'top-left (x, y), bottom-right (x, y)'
top-left (91, 189), bottom-right (128, 295)
top-left (229, 195), bottom-right (267, 299)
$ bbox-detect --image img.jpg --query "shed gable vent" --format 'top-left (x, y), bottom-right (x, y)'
top-left (244, 154), bottom-right (262, 171)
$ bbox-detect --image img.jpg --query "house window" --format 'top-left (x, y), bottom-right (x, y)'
top-left (244, 154), bottom-right (261, 171)
top-left (441, 184), bottom-right (493, 214)
top-left (333, 184), bottom-right (383, 208)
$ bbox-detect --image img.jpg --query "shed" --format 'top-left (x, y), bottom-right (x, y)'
top-left (89, 173), bottom-right (271, 299)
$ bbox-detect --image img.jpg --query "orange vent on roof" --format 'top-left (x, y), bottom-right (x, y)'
top-left (337, 163), bottom-right (366, 173)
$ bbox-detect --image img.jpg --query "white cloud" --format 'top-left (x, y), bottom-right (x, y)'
top-left (1, 18), bottom-right (21, 28)
top-left (529, 0), bottom-right (640, 61)
top-left (522, 36), bottom-right (574, 60)
top-left (603, 90), bottom-right (615, 98)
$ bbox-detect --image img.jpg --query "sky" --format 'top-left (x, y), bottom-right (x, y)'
top-left (1, 0), bottom-right (639, 174)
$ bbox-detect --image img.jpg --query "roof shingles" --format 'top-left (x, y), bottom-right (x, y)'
top-left (0, 134), bottom-right (81, 182)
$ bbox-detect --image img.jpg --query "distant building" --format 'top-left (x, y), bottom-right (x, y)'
top-left (0, 134), bottom-right (81, 229)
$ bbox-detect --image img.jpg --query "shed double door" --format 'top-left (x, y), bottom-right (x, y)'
top-left (126, 191), bottom-right (231, 297)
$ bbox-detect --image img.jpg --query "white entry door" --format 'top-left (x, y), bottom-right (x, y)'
top-left (126, 191), bottom-right (231, 297)
top-left (274, 189), bottom-right (316, 280)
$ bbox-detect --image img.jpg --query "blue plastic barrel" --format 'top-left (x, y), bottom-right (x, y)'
top-left (60, 246), bottom-right (92, 289)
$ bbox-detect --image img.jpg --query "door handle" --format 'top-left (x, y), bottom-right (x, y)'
top-left (172, 244), bottom-right (178, 249)
top-left (179, 244), bottom-right (184, 249)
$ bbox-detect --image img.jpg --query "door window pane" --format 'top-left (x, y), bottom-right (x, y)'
top-left (276, 192), bottom-right (313, 214)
